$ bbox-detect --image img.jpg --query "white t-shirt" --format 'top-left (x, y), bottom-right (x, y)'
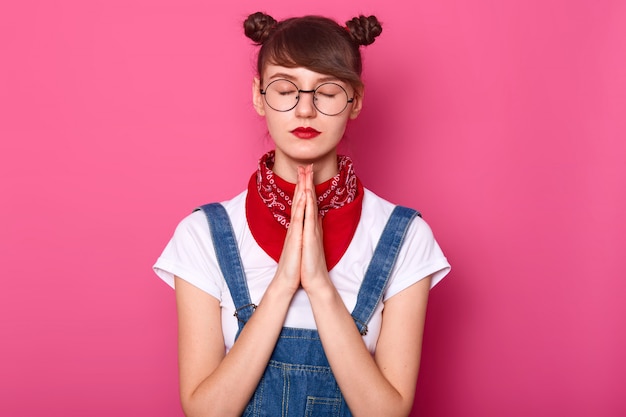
top-left (154, 188), bottom-right (450, 353)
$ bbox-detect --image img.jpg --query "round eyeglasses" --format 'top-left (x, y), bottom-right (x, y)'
top-left (260, 79), bottom-right (354, 116)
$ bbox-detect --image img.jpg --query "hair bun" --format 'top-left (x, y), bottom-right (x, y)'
top-left (345, 15), bottom-right (382, 46)
top-left (244, 12), bottom-right (278, 45)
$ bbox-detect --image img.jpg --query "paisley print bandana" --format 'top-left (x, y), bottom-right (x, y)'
top-left (256, 151), bottom-right (358, 228)
top-left (245, 151), bottom-right (363, 270)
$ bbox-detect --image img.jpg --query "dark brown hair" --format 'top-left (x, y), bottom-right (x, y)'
top-left (243, 13), bottom-right (383, 91)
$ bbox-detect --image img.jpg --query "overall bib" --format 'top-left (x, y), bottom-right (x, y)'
top-left (197, 203), bottom-right (418, 417)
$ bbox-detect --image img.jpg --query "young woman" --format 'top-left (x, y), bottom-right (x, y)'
top-left (154, 12), bottom-right (450, 417)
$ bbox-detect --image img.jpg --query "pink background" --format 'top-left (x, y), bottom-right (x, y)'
top-left (2, 0), bottom-right (625, 416)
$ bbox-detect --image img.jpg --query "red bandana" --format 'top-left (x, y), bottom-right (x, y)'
top-left (245, 151), bottom-right (364, 271)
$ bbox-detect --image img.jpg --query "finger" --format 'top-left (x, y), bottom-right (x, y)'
top-left (289, 183), bottom-right (307, 231)
top-left (292, 166), bottom-right (304, 205)
top-left (281, 189), bottom-right (305, 267)
top-left (304, 188), bottom-right (320, 240)
top-left (301, 183), bottom-right (327, 283)
top-left (304, 164), bottom-right (317, 220)
top-left (305, 164), bottom-right (314, 193)
top-left (290, 166), bottom-right (306, 224)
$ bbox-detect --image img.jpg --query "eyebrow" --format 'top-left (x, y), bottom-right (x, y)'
top-left (266, 72), bottom-right (342, 85)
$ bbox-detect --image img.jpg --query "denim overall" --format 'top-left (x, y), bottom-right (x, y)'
top-left (197, 203), bottom-right (419, 417)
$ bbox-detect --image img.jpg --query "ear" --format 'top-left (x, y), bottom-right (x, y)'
top-left (252, 77), bottom-right (265, 116)
top-left (349, 88), bottom-right (364, 120)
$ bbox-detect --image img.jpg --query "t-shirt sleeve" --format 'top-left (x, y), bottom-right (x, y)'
top-left (383, 215), bottom-right (451, 301)
top-left (153, 210), bottom-right (223, 300)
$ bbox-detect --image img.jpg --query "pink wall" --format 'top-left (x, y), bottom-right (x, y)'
top-left (2, 0), bottom-right (625, 416)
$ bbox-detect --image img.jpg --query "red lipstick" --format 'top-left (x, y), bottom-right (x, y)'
top-left (291, 127), bottom-right (321, 139)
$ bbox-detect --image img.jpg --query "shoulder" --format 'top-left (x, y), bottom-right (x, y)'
top-left (361, 187), bottom-right (396, 214)
top-left (350, 188), bottom-right (429, 257)
top-left (360, 187), bottom-right (450, 289)
top-left (361, 188), bottom-right (427, 233)
top-left (153, 190), bottom-right (249, 295)
top-left (181, 190), bottom-right (248, 233)
top-left (359, 188), bottom-right (395, 232)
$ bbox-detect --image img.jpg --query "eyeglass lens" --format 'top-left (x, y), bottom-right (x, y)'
top-left (262, 79), bottom-right (351, 116)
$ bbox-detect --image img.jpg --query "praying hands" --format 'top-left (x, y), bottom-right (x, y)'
top-left (274, 165), bottom-right (334, 297)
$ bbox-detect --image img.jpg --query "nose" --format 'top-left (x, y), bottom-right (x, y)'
top-left (294, 90), bottom-right (317, 117)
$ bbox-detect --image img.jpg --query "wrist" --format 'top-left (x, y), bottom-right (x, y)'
top-left (265, 274), bottom-right (299, 302)
top-left (303, 277), bottom-right (338, 305)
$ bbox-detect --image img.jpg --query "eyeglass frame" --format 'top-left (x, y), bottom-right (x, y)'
top-left (259, 79), bottom-right (355, 116)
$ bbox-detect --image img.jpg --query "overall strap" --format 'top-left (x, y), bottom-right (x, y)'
top-left (195, 203), bottom-right (255, 331)
top-left (351, 205), bottom-right (420, 335)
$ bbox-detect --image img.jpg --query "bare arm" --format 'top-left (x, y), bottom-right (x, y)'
top-left (298, 165), bottom-right (431, 417)
top-left (307, 275), bottom-right (431, 417)
top-left (176, 181), bottom-right (309, 417)
top-left (175, 276), bottom-right (293, 417)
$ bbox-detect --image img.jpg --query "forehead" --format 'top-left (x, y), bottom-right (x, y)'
top-left (262, 65), bottom-right (343, 86)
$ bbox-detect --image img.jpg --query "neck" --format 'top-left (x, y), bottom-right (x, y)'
top-left (271, 150), bottom-right (339, 184)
